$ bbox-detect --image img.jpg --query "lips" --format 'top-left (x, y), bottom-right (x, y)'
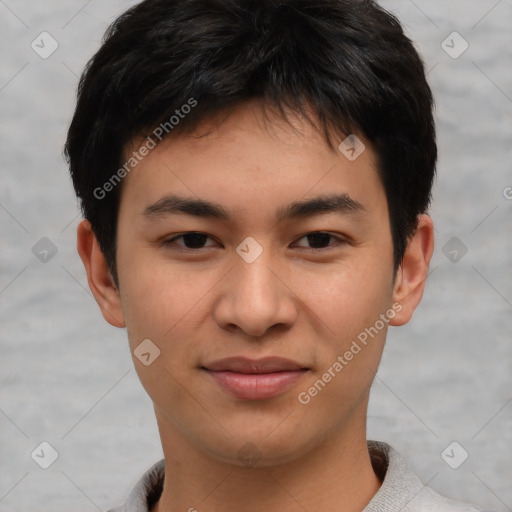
top-left (202, 357), bottom-right (308, 400)
top-left (203, 356), bottom-right (307, 373)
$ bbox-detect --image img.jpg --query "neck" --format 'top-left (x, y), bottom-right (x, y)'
top-left (151, 405), bottom-right (381, 512)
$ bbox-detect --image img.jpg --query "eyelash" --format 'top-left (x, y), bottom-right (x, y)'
top-left (161, 231), bottom-right (348, 252)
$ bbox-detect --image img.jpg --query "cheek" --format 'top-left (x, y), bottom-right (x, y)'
top-left (293, 262), bottom-right (393, 416)
top-left (122, 267), bottom-right (196, 340)
top-left (118, 247), bottom-right (224, 360)
top-left (295, 256), bottom-right (394, 339)
top-left (120, 260), bottom-right (209, 408)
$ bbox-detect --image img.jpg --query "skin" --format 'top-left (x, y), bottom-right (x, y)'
top-left (77, 99), bottom-right (434, 512)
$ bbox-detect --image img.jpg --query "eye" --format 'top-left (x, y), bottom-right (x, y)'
top-left (292, 232), bottom-right (347, 250)
top-left (162, 232), bottom-right (219, 250)
top-left (161, 231), bottom-right (347, 252)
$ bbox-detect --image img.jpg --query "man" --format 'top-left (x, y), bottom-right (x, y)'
top-left (64, 0), bottom-right (496, 510)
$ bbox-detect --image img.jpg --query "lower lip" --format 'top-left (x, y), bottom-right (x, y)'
top-left (204, 369), bottom-right (308, 400)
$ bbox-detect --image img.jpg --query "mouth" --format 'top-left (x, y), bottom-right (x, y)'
top-left (201, 356), bottom-right (309, 400)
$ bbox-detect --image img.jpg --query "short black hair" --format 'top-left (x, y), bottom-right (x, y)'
top-left (64, 0), bottom-right (436, 288)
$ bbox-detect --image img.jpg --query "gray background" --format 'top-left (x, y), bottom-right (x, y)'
top-left (0, 1), bottom-right (511, 511)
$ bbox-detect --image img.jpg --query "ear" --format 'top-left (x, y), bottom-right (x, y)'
top-left (76, 219), bottom-right (126, 328)
top-left (389, 214), bottom-right (434, 326)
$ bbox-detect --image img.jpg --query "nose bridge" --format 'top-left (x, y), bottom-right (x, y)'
top-left (213, 240), bottom-right (297, 337)
top-left (232, 242), bottom-right (281, 310)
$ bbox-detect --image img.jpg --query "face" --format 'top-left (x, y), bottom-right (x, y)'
top-left (82, 99), bottom-right (430, 467)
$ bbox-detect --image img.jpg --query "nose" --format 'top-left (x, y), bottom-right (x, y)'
top-left (212, 250), bottom-right (298, 338)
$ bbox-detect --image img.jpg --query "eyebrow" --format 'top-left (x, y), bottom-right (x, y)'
top-left (142, 193), bottom-right (365, 223)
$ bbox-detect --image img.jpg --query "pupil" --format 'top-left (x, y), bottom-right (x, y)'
top-left (307, 233), bottom-right (330, 248)
top-left (183, 233), bottom-right (207, 248)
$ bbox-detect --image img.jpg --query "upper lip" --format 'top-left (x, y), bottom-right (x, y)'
top-left (202, 356), bottom-right (307, 374)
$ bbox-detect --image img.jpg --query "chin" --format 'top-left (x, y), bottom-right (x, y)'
top-left (198, 423), bottom-right (324, 469)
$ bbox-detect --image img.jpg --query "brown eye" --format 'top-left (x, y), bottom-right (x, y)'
top-left (163, 232), bottom-right (217, 250)
top-left (292, 232), bottom-right (346, 250)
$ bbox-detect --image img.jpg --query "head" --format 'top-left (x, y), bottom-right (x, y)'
top-left (65, 0), bottom-right (435, 466)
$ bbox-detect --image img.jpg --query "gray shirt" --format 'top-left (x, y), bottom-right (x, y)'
top-left (107, 440), bottom-right (496, 512)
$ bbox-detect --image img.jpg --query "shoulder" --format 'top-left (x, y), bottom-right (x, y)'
top-left (106, 459), bottom-right (166, 512)
top-left (405, 485), bottom-right (497, 512)
top-left (365, 441), bottom-right (498, 512)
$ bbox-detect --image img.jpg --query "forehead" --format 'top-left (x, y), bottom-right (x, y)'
top-left (117, 101), bottom-right (385, 224)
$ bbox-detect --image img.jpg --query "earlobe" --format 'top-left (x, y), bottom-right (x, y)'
top-left (76, 219), bottom-right (126, 328)
top-left (389, 214), bottom-right (435, 326)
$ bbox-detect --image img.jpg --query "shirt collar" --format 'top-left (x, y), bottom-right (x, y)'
top-left (114, 440), bottom-right (425, 512)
